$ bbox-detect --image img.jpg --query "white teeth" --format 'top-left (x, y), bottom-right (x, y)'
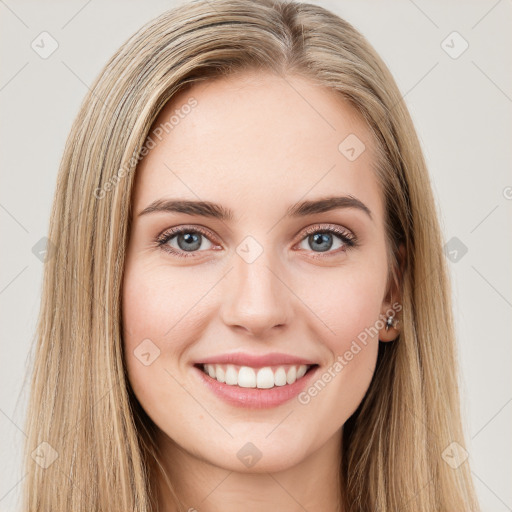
top-left (225, 365), bottom-right (238, 385)
top-left (201, 363), bottom-right (312, 388)
top-left (296, 365), bottom-right (307, 379)
top-left (274, 367), bottom-right (287, 386)
top-left (238, 366), bottom-right (256, 388)
top-left (286, 366), bottom-right (296, 384)
top-left (256, 367), bottom-right (274, 389)
top-left (216, 366), bottom-right (226, 383)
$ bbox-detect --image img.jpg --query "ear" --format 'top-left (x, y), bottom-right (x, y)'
top-left (379, 243), bottom-right (405, 342)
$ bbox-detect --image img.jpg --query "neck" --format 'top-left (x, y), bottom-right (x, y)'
top-left (154, 428), bottom-right (344, 512)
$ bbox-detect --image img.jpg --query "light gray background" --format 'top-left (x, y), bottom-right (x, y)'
top-left (1, 0), bottom-right (511, 510)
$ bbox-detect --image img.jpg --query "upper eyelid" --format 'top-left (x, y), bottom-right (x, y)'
top-left (300, 223), bottom-right (354, 238)
top-left (156, 226), bottom-right (222, 254)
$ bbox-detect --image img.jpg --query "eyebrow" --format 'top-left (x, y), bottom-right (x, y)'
top-left (137, 195), bottom-right (373, 222)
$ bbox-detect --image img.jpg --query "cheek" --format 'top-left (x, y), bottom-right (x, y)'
top-left (122, 258), bottom-right (212, 347)
top-left (121, 268), bottom-right (193, 442)
top-left (293, 259), bottom-right (387, 416)
top-left (297, 259), bottom-right (387, 352)
top-left (121, 261), bottom-right (183, 392)
top-left (121, 259), bottom-right (217, 414)
top-left (122, 262), bottom-right (180, 337)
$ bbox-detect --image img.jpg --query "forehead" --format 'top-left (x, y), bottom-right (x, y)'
top-left (132, 71), bottom-right (384, 226)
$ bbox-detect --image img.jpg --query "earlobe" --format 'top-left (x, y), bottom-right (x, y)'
top-left (379, 312), bottom-right (400, 342)
top-left (379, 242), bottom-right (405, 342)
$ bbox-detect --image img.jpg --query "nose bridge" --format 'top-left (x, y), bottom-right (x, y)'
top-left (220, 240), bottom-right (293, 335)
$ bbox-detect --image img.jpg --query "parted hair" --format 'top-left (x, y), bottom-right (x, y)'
top-left (22, 0), bottom-right (480, 510)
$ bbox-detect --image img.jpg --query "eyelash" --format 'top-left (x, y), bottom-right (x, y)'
top-left (155, 224), bottom-right (359, 259)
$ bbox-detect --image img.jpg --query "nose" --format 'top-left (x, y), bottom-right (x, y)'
top-left (220, 250), bottom-right (294, 338)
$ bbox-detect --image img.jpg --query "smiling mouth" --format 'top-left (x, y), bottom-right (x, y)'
top-left (194, 363), bottom-right (319, 389)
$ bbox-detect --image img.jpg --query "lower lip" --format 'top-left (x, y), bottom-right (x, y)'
top-left (193, 365), bottom-right (319, 409)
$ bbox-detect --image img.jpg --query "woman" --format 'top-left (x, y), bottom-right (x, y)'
top-left (22, 0), bottom-right (481, 510)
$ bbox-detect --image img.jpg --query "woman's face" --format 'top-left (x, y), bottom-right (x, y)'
top-left (122, 71), bottom-right (399, 473)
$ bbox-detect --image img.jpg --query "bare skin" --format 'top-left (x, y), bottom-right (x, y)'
top-left (122, 71), bottom-right (402, 512)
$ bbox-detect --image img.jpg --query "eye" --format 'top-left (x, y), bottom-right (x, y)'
top-left (155, 223), bottom-right (358, 259)
top-left (295, 224), bottom-right (358, 257)
top-left (156, 226), bottom-right (219, 258)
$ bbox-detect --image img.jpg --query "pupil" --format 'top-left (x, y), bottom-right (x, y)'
top-left (178, 232), bottom-right (201, 251)
top-left (310, 233), bottom-right (332, 252)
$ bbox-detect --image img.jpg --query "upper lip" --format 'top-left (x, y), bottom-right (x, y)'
top-left (196, 352), bottom-right (317, 367)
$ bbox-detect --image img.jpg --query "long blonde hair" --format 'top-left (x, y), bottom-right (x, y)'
top-left (22, 0), bottom-right (481, 510)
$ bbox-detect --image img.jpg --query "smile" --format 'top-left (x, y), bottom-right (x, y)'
top-left (199, 363), bottom-right (313, 388)
top-left (193, 362), bottom-right (320, 409)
